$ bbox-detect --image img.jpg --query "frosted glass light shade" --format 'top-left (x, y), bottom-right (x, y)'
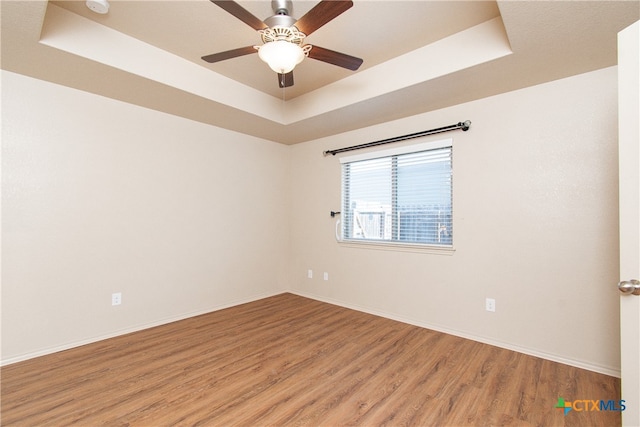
top-left (258, 41), bottom-right (305, 74)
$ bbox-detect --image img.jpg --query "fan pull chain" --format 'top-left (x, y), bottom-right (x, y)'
top-left (281, 74), bottom-right (286, 119)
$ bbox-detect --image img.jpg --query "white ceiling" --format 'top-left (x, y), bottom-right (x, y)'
top-left (1, 1), bottom-right (638, 144)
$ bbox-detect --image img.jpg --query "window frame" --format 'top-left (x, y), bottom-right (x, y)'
top-left (338, 138), bottom-right (455, 255)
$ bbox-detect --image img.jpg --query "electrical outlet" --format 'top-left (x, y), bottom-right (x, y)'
top-left (112, 292), bottom-right (122, 306)
top-left (323, 272), bottom-right (329, 281)
top-left (307, 269), bottom-right (313, 279)
top-left (485, 298), bottom-right (496, 312)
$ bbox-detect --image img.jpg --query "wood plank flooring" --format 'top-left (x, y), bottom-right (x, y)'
top-left (1, 293), bottom-right (621, 426)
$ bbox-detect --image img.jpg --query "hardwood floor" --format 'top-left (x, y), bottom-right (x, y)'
top-left (1, 293), bottom-right (621, 426)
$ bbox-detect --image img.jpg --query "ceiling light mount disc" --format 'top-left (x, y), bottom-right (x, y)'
top-left (86, 0), bottom-right (109, 14)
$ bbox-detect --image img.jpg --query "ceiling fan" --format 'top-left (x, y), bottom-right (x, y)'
top-left (201, 0), bottom-right (363, 88)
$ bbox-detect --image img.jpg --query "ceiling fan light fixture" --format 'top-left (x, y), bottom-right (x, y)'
top-left (258, 40), bottom-right (306, 74)
top-left (202, 0), bottom-right (362, 87)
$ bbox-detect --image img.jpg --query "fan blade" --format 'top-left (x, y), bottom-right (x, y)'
top-left (210, 0), bottom-right (267, 31)
top-left (201, 46), bottom-right (257, 63)
top-left (278, 72), bottom-right (294, 88)
top-left (294, 0), bottom-right (353, 36)
top-left (308, 45), bottom-right (363, 71)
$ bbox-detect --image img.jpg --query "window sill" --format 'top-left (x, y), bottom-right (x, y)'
top-left (337, 240), bottom-right (456, 255)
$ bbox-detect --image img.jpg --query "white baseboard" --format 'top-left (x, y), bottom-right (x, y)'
top-left (288, 290), bottom-right (622, 378)
top-left (3, 289), bottom-right (622, 378)
top-left (0, 290), bottom-right (283, 366)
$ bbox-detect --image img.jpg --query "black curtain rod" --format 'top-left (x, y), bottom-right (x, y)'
top-left (323, 120), bottom-right (471, 156)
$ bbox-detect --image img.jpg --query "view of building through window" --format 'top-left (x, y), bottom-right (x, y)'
top-left (342, 145), bottom-right (452, 245)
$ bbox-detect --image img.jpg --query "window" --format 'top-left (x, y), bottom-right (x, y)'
top-left (340, 139), bottom-right (453, 247)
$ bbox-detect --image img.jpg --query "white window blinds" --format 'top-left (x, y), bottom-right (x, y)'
top-left (341, 141), bottom-right (453, 246)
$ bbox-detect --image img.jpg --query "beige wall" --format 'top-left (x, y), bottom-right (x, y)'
top-left (2, 66), bottom-right (621, 375)
top-left (289, 67), bottom-right (621, 375)
top-left (1, 71), bottom-right (291, 363)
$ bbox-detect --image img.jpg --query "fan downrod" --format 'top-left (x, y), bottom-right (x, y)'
top-left (272, 0), bottom-right (292, 16)
top-left (265, 0), bottom-right (296, 27)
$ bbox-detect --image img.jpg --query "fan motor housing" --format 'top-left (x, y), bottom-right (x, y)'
top-left (264, 14), bottom-right (297, 28)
